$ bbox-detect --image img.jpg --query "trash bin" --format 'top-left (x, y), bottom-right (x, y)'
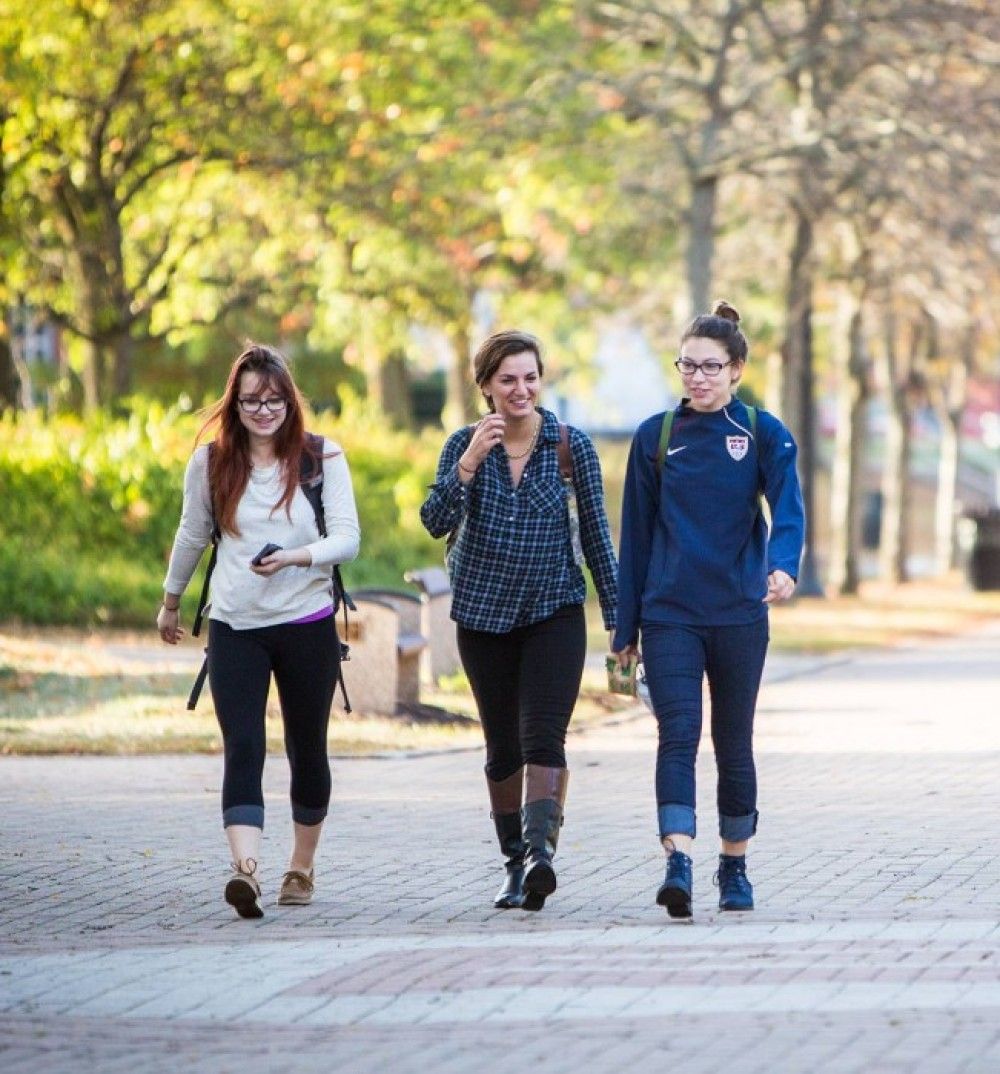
top-left (861, 490), bottom-right (883, 550)
top-left (967, 508), bottom-right (1000, 591)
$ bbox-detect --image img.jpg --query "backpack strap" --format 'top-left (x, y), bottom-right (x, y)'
top-left (556, 422), bottom-right (574, 483)
top-left (191, 443), bottom-right (221, 640)
top-left (655, 409), bottom-right (676, 470)
top-left (300, 432), bottom-right (353, 711)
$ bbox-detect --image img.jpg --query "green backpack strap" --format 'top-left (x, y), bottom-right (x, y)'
top-left (656, 409), bottom-right (675, 470)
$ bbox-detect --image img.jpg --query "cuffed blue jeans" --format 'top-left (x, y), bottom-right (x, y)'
top-left (642, 619), bottom-right (769, 843)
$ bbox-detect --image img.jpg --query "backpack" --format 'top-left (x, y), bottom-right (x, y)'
top-left (186, 431), bottom-right (354, 711)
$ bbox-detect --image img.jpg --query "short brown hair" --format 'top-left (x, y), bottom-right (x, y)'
top-left (472, 330), bottom-right (544, 409)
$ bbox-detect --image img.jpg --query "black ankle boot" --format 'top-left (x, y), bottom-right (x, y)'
top-left (492, 812), bottom-right (526, 909)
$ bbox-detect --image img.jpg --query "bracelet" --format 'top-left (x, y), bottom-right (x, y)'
top-left (457, 460), bottom-right (476, 476)
top-left (162, 601), bottom-right (180, 613)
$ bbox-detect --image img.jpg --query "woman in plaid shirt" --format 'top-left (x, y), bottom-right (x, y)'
top-left (421, 330), bottom-right (618, 912)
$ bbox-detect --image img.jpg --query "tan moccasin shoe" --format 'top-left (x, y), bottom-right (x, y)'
top-left (277, 868), bottom-right (315, 906)
top-left (225, 859), bottom-right (263, 919)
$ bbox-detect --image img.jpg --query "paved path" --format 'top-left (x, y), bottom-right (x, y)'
top-left (2, 625), bottom-right (999, 1073)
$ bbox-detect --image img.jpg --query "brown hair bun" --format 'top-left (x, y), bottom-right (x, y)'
top-left (712, 300), bottom-right (741, 324)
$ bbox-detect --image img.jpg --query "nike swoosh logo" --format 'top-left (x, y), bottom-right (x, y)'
top-left (666, 446), bottom-right (687, 456)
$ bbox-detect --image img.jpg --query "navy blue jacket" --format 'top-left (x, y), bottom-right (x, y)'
top-left (613, 399), bottom-right (805, 649)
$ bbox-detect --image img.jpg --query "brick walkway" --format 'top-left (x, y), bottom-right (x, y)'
top-left (2, 626), bottom-right (999, 1073)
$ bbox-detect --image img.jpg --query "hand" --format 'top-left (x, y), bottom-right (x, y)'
top-left (250, 548), bottom-right (310, 576)
top-left (611, 641), bottom-right (639, 667)
top-left (157, 605), bottom-right (184, 645)
top-left (763, 569), bottom-right (796, 603)
top-left (460, 414), bottom-right (506, 473)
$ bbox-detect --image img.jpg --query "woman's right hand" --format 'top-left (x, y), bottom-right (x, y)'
top-left (611, 643), bottom-right (639, 668)
top-left (157, 605), bottom-right (185, 645)
top-left (458, 415), bottom-right (505, 476)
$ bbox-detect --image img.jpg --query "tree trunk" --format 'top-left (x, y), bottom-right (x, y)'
top-left (444, 319), bottom-right (476, 429)
top-left (931, 325), bottom-right (972, 574)
top-left (381, 350), bottom-right (413, 429)
top-left (828, 297), bottom-right (870, 595)
top-left (81, 339), bottom-right (105, 413)
top-left (111, 332), bottom-right (134, 400)
top-left (685, 175), bottom-right (717, 321)
top-left (934, 409), bottom-right (961, 574)
top-left (878, 311), bottom-right (916, 584)
top-left (778, 208), bottom-right (823, 594)
top-left (0, 335), bottom-right (18, 412)
top-left (779, 210), bottom-right (814, 445)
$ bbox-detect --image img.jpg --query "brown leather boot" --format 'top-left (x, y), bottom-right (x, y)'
top-left (487, 767), bottom-right (525, 909)
top-left (520, 765), bottom-right (569, 911)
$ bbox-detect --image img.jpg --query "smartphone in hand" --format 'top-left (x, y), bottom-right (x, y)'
top-left (251, 543), bottom-right (282, 566)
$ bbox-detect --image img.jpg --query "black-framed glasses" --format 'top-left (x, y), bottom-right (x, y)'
top-left (674, 358), bottom-right (731, 377)
top-left (238, 396), bottom-right (287, 414)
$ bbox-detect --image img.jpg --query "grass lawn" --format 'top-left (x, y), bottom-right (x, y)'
top-left (2, 574), bottom-right (996, 756)
top-left (0, 629), bottom-right (634, 756)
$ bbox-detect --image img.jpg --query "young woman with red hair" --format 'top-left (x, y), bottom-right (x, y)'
top-left (158, 344), bottom-right (360, 918)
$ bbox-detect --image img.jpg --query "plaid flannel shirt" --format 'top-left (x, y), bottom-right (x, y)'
top-left (420, 408), bottom-right (618, 634)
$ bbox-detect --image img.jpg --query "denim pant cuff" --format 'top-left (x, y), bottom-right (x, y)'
top-left (223, 804), bottom-right (264, 829)
top-left (719, 811), bottom-right (758, 842)
top-left (291, 801), bottom-right (328, 827)
top-left (657, 803), bottom-right (696, 840)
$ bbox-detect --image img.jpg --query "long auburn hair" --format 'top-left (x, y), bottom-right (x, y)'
top-left (197, 343), bottom-right (320, 537)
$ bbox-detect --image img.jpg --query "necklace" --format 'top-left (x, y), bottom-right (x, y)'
top-left (504, 413), bottom-right (541, 460)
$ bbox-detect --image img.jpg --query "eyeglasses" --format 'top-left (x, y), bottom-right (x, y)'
top-left (674, 358), bottom-right (731, 377)
top-left (238, 396), bottom-right (287, 414)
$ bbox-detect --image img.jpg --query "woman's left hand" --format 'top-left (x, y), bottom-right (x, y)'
top-left (250, 548), bottom-right (311, 576)
top-left (764, 569), bottom-right (796, 603)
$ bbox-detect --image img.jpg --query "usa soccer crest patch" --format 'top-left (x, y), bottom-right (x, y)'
top-left (726, 435), bottom-right (749, 461)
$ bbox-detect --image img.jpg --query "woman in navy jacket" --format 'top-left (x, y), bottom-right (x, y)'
top-left (612, 301), bottom-right (804, 918)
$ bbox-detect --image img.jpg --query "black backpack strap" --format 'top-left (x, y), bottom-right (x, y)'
top-left (301, 431), bottom-right (353, 711)
top-left (192, 443), bottom-right (220, 639)
top-left (191, 541), bottom-right (217, 638)
top-left (188, 444), bottom-right (220, 708)
top-left (187, 651), bottom-right (210, 711)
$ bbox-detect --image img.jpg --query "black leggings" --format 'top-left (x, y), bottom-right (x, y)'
top-left (456, 604), bottom-right (587, 781)
top-left (208, 615), bottom-right (340, 830)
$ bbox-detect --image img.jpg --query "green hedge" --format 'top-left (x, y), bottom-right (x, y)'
top-left (0, 401), bottom-right (445, 626)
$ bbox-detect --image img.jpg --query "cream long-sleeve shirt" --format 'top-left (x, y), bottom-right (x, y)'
top-left (163, 439), bottom-right (360, 630)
